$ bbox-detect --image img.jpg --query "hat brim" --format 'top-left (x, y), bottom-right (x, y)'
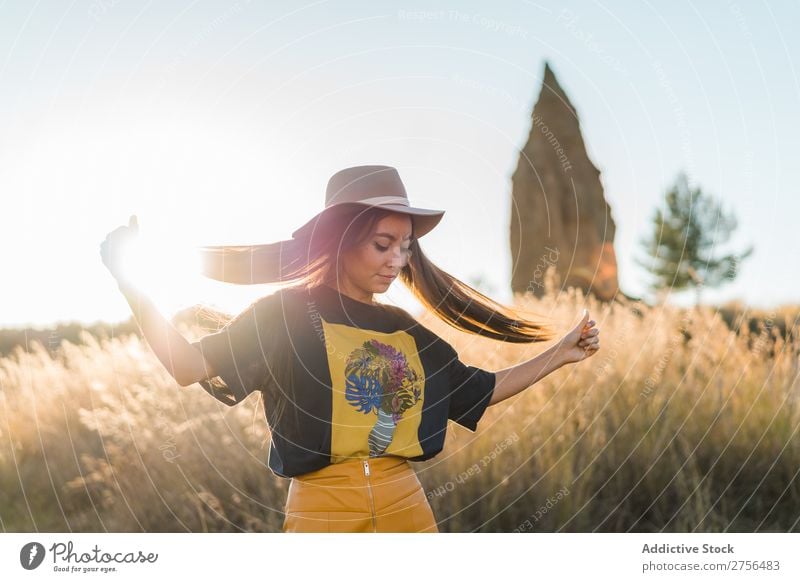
top-left (291, 202), bottom-right (445, 240)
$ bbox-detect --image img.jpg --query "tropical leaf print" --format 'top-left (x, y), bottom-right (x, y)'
top-left (344, 339), bottom-right (422, 455)
top-left (344, 373), bottom-right (382, 414)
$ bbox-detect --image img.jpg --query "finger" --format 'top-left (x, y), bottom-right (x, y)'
top-left (129, 214), bottom-right (138, 231)
top-left (575, 309), bottom-right (590, 331)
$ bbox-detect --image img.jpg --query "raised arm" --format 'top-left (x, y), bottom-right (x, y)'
top-left (116, 281), bottom-right (214, 387)
top-left (100, 216), bottom-right (213, 387)
top-left (489, 310), bottom-right (599, 406)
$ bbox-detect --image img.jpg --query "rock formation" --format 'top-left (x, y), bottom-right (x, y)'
top-left (510, 62), bottom-right (619, 301)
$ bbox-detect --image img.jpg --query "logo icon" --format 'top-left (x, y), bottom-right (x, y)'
top-left (20, 542), bottom-right (46, 570)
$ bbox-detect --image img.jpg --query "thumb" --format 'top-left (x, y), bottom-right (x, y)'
top-left (576, 308), bottom-right (589, 330)
top-left (128, 214), bottom-right (139, 233)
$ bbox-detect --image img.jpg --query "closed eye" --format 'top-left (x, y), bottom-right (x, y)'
top-left (373, 242), bottom-right (412, 256)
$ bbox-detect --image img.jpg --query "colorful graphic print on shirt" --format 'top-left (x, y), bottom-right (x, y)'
top-left (322, 319), bottom-right (425, 462)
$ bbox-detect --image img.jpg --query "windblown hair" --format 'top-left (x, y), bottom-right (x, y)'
top-left (199, 204), bottom-right (556, 343)
top-left (196, 205), bottom-right (556, 425)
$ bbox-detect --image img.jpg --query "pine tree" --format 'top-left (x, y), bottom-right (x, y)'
top-left (637, 172), bottom-right (753, 305)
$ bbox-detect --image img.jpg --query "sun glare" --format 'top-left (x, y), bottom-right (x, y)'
top-left (116, 234), bottom-right (206, 316)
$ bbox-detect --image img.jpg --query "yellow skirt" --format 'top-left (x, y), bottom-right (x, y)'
top-left (282, 456), bottom-right (438, 533)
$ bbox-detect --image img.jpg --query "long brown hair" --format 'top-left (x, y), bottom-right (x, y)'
top-left (198, 205), bottom-right (556, 424)
top-left (200, 204), bottom-right (556, 342)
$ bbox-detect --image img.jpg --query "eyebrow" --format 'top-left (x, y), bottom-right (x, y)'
top-left (374, 232), bottom-right (413, 241)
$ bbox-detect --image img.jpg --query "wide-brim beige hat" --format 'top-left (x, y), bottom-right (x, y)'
top-left (291, 165), bottom-right (445, 240)
top-left (198, 165), bottom-right (445, 284)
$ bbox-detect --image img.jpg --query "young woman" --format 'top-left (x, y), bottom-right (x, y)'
top-left (100, 165), bottom-right (600, 533)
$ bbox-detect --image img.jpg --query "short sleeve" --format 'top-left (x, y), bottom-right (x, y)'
top-left (443, 342), bottom-right (496, 432)
top-left (190, 292), bottom-right (285, 406)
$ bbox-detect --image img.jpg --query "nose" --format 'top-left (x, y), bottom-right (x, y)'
top-left (387, 247), bottom-right (410, 269)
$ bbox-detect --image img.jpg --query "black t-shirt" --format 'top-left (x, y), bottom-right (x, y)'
top-left (190, 284), bottom-right (496, 479)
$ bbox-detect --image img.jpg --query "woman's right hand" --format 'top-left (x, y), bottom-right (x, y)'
top-left (100, 214), bottom-right (139, 283)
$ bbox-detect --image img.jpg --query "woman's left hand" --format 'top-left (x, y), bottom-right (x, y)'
top-left (556, 309), bottom-right (600, 365)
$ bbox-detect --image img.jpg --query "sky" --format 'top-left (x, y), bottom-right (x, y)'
top-left (1, 0), bottom-right (798, 328)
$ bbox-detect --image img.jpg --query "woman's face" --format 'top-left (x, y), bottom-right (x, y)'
top-left (334, 212), bottom-right (413, 304)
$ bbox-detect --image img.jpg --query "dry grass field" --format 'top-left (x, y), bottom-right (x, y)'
top-left (1, 288), bottom-right (798, 532)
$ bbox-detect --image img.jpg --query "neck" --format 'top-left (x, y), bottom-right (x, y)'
top-left (323, 279), bottom-right (376, 306)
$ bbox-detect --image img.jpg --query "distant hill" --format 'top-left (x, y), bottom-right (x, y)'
top-left (0, 305), bottom-right (232, 357)
top-left (0, 301), bottom-right (794, 359)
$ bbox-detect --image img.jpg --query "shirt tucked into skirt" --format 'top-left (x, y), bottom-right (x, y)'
top-left (283, 455), bottom-right (438, 533)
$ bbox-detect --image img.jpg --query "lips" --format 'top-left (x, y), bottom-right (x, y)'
top-left (378, 274), bottom-right (396, 282)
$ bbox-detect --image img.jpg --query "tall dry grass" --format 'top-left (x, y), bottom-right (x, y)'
top-left (1, 288), bottom-right (798, 532)
top-left (0, 331), bottom-right (287, 532)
